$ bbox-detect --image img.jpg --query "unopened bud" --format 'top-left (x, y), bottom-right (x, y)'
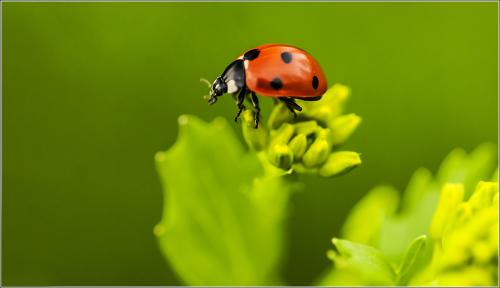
top-left (324, 84), bottom-right (350, 118)
top-left (468, 181), bottom-right (498, 212)
top-left (294, 120), bottom-right (319, 136)
top-left (330, 113), bottom-right (362, 146)
top-left (319, 151), bottom-right (361, 177)
top-left (316, 127), bottom-right (334, 147)
top-left (268, 104), bottom-right (294, 130)
top-left (241, 110), bottom-right (268, 151)
top-left (289, 134), bottom-right (308, 161)
top-left (303, 84), bottom-right (350, 121)
top-left (302, 139), bottom-right (330, 168)
top-left (267, 144), bottom-right (294, 170)
top-left (270, 123), bottom-right (295, 145)
top-left (430, 183), bottom-right (464, 240)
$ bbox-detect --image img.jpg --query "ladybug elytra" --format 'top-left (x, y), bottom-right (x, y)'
top-left (207, 44), bottom-right (327, 128)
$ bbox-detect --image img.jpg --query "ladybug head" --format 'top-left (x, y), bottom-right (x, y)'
top-left (210, 77), bottom-right (227, 97)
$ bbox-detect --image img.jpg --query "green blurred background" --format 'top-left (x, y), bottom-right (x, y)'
top-left (2, 2), bottom-right (497, 286)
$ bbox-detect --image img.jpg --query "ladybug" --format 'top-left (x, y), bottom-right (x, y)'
top-left (206, 44), bottom-right (327, 128)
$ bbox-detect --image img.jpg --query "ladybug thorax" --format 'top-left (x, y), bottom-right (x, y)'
top-left (212, 60), bottom-right (246, 96)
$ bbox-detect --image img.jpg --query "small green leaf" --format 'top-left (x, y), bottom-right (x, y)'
top-left (321, 238), bottom-right (396, 286)
top-left (396, 235), bottom-right (432, 286)
top-left (155, 115), bottom-right (289, 286)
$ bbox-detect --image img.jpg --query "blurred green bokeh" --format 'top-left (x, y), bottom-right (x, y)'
top-left (2, 2), bottom-right (497, 286)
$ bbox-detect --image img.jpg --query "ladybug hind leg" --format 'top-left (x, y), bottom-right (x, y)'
top-left (250, 92), bottom-right (261, 128)
top-left (279, 97), bottom-right (302, 118)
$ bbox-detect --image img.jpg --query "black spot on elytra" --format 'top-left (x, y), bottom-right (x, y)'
top-left (243, 49), bottom-right (260, 61)
top-left (281, 52), bottom-right (292, 64)
top-left (270, 77), bottom-right (283, 90)
top-left (312, 76), bottom-right (319, 89)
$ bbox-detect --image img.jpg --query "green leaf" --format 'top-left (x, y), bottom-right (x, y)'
top-left (341, 186), bottom-right (399, 246)
top-left (378, 190), bottom-right (439, 263)
top-left (155, 115), bottom-right (289, 286)
top-left (396, 235), bottom-right (433, 286)
top-left (321, 238), bottom-right (396, 286)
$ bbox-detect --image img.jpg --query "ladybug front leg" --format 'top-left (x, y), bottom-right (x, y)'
top-left (234, 87), bottom-right (247, 122)
top-left (250, 91), bottom-right (261, 128)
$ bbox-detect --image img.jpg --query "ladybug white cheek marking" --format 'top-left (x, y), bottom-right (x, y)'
top-left (243, 60), bottom-right (249, 70)
top-left (226, 79), bottom-right (238, 93)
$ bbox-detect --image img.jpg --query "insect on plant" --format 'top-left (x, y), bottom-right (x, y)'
top-left (201, 44), bottom-right (327, 128)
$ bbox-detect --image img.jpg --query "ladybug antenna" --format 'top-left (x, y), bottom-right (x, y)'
top-left (200, 78), bottom-right (212, 100)
top-left (200, 78), bottom-right (212, 88)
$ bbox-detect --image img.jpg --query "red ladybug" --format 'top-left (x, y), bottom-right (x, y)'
top-left (207, 44), bottom-right (327, 128)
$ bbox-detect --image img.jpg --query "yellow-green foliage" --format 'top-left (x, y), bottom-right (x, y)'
top-left (155, 116), bottom-right (289, 285)
top-left (412, 181), bottom-right (499, 286)
top-left (241, 84), bottom-right (362, 177)
top-left (154, 84), bottom-right (495, 286)
top-left (321, 144), bottom-right (498, 286)
top-left (154, 85), bottom-right (362, 285)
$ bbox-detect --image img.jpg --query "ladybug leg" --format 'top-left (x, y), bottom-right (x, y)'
top-left (279, 97), bottom-right (302, 117)
top-left (250, 92), bottom-right (261, 128)
top-left (234, 88), bottom-right (247, 122)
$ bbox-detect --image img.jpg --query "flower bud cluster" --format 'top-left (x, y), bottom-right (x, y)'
top-left (413, 181), bottom-right (499, 286)
top-left (242, 84), bottom-right (361, 177)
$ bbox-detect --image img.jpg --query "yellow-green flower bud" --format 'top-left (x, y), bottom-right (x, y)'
top-left (430, 183), bottom-right (464, 240)
top-left (303, 84), bottom-right (350, 121)
top-left (241, 110), bottom-right (268, 151)
top-left (319, 151), bottom-right (361, 177)
top-left (468, 181), bottom-right (498, 212)
top-left (288, 134), bottom-right (308, 161)
top-left (472, 241), bottom-right (493, 263)
top-left (330, 113), bottom-right (362, 146)
top-left (268, 104), bottom-right (294, 130)
top-left (316, 127), bottom-right (334, 147)
top-left (270, 123), bottom-right (295, 146)
top-left (267, 143), bottom-right (294, 170)
top-left (294, 120), bottom-right (319, 136)
top-left (302, 139), bottom-right (330, 168)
